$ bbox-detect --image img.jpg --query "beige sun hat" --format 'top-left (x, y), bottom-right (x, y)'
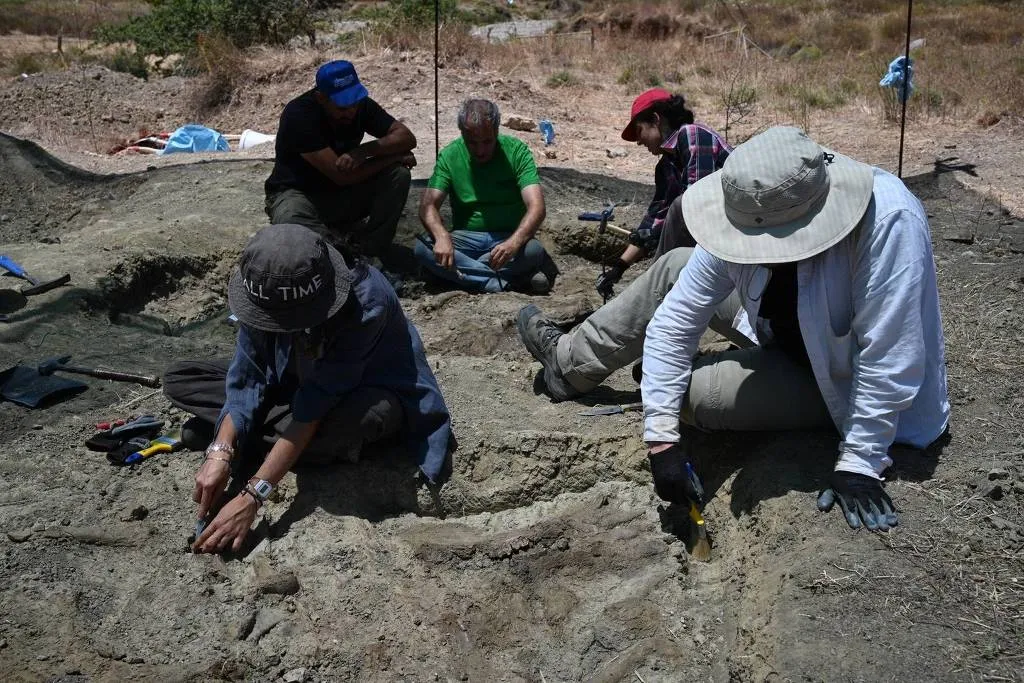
top-left (682, 126), bottom-right (875, 265)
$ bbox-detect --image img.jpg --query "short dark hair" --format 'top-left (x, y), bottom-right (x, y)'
top-left (634, 94), bottom-right (694, 131)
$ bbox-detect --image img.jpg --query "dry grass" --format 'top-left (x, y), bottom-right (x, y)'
top-left (331, 0), bottom-right (1023, 134)
top-left (5, 1), bottom-right (1021, 126)
top-left (0, 0), bottom-right (147, 38)
top-left (189, 33), bottom-right (248, 114)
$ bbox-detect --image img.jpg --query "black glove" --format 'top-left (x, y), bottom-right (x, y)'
top-left (648, 445), bottom-right (704, 506)
top-left (817, 471), bottom-right (898, 531)
top-left (595, 259), bottom-right (628, 299)
top-left (628, 227), bottom-right (659, 253)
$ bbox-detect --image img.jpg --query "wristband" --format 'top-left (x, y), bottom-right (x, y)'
top-left (241, 485), bottom-right (264, 508)
top-left (205, 455), bottom-right (231, 465)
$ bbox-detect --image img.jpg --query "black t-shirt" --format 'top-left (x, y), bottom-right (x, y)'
top-left (759, 262), bottom-right (810, 367)
top-left (264, 90), bottom-right (396, 195)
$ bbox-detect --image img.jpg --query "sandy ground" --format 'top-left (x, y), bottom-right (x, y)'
top-left (0, 39), bottom-right (1023, 683)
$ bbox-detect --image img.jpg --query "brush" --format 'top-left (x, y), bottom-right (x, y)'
top-left (123, 433), bottom-right (183, 465)
top-left (688, 501), bottom-right (712, 562)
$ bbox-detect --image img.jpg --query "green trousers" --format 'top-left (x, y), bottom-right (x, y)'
top-left (265, 165), bottom-right (411, 258)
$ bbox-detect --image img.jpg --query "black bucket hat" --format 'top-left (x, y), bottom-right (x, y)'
top-left (227, 224), bottom-right (354, 332)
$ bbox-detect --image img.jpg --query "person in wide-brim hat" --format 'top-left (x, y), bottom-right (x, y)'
top-left (163, 224), bottom-right (453, 555)
top-left (640, 126), bottom-right (950, 535)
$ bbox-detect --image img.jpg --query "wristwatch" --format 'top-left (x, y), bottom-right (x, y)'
top-left (245, 478), bottom-right (274, 505)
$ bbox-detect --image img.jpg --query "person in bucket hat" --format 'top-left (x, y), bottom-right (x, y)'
top-left (639, 126), bottom-right (949, 532)
top-left (163, 224), bottom-right (453, 553)
top-left (265, 60), bottom-right (417, 261)
top-left (597, 89), bottom-right (732, 299)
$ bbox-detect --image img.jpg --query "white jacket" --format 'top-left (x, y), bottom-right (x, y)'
top-left (642, 168), bottom-right (950, 478)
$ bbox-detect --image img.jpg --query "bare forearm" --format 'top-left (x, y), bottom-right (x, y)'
top-left (252, 420), bottom-right (319, 486)
top-left (619, 244), bottom-right (645, 266)
top-left (213, 414), bottom-right (238, 448)
top-left (420, 203), bottom-right (449, 241)
top-left (332, 155), bottom-right (403, 186)
top-left (512, 203), bottom-right (545, 243)
top-left (358, 128), bottom-right (415, 158)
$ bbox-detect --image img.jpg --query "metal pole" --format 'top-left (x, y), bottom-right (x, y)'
top-left (434, 0), bottom-right (440, 160)
top-left (897, 0), bottom-right (913, 178)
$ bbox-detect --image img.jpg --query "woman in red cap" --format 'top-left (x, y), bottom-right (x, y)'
top-left (596, 89), bottom-right (731, 299)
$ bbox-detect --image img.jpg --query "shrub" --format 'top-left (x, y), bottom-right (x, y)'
top-left (97, 0), bottom-right (320, 56)
top-left (546, 70), bottom-right (579, 88)
top-left (792, 44), bottom-right (822, 62)
top-left (105, 47), bottom-right (149, 80)
top-left (190, 32), bottom-right (246, 112)
top-left (794, 85), bottom-right (846, 109)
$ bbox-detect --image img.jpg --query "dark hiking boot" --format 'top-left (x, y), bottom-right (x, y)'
top-left (516, 304), bottom-right (580, 402)
top-left (528, 271), bottom-right (553, 294)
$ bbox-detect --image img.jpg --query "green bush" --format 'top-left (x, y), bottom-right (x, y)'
top-left (792, 44), bottom-right (822, 61)
top-left (98, 0), bottom-right (320, 57)
top-left (105, 47), bottom-right (149, 80)
top-left (390, 0), bottom-right (458, 25)
top-left (546, 70), bottom-right (579, 88)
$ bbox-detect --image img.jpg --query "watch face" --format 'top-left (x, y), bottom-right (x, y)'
top-left (253, 480), bottom-right (273, 498)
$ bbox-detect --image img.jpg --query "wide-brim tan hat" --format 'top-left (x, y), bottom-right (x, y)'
top-left (682, 126), bottom-right (874, 265)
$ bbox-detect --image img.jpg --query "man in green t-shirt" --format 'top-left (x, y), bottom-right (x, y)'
top-left (415, 99), bottom-right (557, 293)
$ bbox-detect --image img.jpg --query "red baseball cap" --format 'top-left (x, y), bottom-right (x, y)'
top-left (621, 88), bottom-right (673, 141)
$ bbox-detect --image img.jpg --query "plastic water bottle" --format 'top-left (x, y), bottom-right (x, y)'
top-left (539, 119), bottom-right (555, 145)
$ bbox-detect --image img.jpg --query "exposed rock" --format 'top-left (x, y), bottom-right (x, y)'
top-left (504, 114), bottom-right (537, 132)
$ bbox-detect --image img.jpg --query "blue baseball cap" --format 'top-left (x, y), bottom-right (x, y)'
top-left (315, 60), bottom-right (369, 108)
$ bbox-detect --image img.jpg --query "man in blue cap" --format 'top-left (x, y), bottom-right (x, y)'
top-left (265, 60), bottom-right (417, 259)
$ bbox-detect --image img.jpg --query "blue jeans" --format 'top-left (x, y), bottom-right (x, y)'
top-left (414, 230), bottom-right (550, 293)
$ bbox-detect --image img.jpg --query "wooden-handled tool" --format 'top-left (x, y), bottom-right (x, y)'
top-left (36, 355), bottom-right (161, 388)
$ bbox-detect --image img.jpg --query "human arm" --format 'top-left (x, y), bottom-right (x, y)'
top-left (193, 418), bottom-right (320, 553)
top-left (837, 208), bottom-right (933, 479)
top-left (301, 147), bottom-right (408, 186)
top-left (641, 249), bottom-right (735, 505)
top-left (419, 187), bottom-right (455, 269)
top-left (628, 158), bottom-right (673, 259)
top-left (490, 183), bottom-right (546, 270)
top-left (192, 328), bottom-right (267, 523)
top-left (600, 162), bottom-right (670, 296)
top-left (336, 120), bottom-right (416, 171)
top-left (642, 247), bottom-right (736, 447)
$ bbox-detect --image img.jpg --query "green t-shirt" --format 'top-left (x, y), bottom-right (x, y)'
top-left (427, 134), bottom-right (540, 232)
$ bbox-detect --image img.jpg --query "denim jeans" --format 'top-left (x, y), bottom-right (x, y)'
top-left (413, 230), bottom-right (550, 293)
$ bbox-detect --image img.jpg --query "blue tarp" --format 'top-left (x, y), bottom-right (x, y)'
top-left (879, 56), bottom-right (914, 102)
top-left (160, 124), bottom-right (230, 155)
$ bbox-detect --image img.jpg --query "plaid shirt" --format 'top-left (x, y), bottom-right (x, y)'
top-left (635, 123), bottom-right (732, 245)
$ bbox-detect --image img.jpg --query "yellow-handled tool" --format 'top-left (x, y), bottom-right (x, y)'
top-left (688, 502), bottom-right (711, 562)
top-left (123, 434), bottom-right (182, 465)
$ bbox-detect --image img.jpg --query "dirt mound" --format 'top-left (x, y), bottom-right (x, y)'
top-left (0, 133), bottom-right (1022, 682)
top-left (0, 132), bottom-right (139, 242)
